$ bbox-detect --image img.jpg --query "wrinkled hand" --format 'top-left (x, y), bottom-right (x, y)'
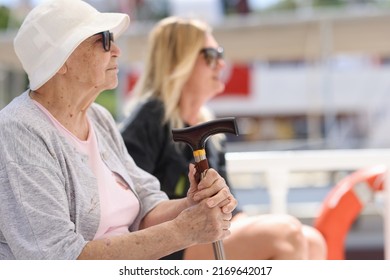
top-left (175, 198), bottom-right (232, 244)
top-left (186, 164), bottom-right (237, 214)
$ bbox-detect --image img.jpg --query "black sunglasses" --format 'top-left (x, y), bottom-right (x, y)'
top-left (97, 30), bottom-right (114, 52)
top-left (199, 47), bottom-right (224, 67)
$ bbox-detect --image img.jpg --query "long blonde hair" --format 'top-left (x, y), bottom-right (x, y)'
top-left (126, 16), bottom-right (212, 129)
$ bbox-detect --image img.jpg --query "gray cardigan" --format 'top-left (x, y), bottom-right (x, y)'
top-left (0, 91), bottom-right (168, 259)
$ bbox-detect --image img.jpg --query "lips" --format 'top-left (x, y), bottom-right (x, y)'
top-left (107, 64), bottom-right (118, 71)
top-left (213, 74), bottom-right (223, 81)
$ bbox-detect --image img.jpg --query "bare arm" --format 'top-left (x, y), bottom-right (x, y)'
top-left (77, 199), bottom-right (229, 259)
top-left (77, 165), bottom-right (237, 260)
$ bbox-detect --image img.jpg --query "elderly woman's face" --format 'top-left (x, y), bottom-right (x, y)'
top-left (64, 32), bottom-right (121, 92)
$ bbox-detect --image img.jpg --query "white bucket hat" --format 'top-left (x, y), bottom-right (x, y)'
top-left (14, 0), bottom-right (130, 90)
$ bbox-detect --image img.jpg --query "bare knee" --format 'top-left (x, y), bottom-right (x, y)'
top-left (225, 214), bottom-right (317, 260)
top-left (243, 214), bottom-right (307, 260)
top-left (270, 215), bottom-right (307, 259)
top-left (266, 216), bottom-right (327, 260)
top-left (302, 225), bottom-right (327, 260)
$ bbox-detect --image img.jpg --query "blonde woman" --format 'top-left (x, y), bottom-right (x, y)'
top-left (121, 16), bottom-right (327, 260)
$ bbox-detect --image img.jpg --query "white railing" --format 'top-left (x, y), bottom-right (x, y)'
top-left (225, 148), bottom-right (390, 259)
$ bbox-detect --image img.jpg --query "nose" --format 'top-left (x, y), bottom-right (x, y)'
top-left (111, 42), bottom-right (121, 56)
top-left (216, 57), bottom-right (225, 69)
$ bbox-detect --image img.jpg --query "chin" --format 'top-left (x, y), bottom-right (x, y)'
top-left (106, 80), bottom-right (119, 90)
top-left (217, 83), bottom-right (225, 93)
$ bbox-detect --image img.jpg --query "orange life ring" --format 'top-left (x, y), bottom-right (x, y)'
top-left (313, 165), bottom-right (386, 260)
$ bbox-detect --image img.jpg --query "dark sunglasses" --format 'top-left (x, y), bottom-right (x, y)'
top-left (97, 30), bottom-right (114, 52)
top-left (199, 47), bottom-right (224, 67)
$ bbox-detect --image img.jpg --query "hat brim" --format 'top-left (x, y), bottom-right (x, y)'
top-left (30, 12), bottom-right (130, 90)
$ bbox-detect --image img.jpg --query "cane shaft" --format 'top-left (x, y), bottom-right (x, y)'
top-left (195, 149), bottom-right (226, 260)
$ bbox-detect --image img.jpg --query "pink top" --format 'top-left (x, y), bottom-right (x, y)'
top-left (33, 100), bottom-right (140, 240)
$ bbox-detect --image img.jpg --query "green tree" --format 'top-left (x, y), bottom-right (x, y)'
top-left (272, 0), bottom-right (298, 10)
top-left (0, 6), bottom-right (10, 29)
top-left (313, 0), bottom-right (344, 7)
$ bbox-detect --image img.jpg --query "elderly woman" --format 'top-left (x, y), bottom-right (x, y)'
top-left (0, 0), bottom-right (236, 260)
top-left (120, 16), bottom-right (327, 260)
